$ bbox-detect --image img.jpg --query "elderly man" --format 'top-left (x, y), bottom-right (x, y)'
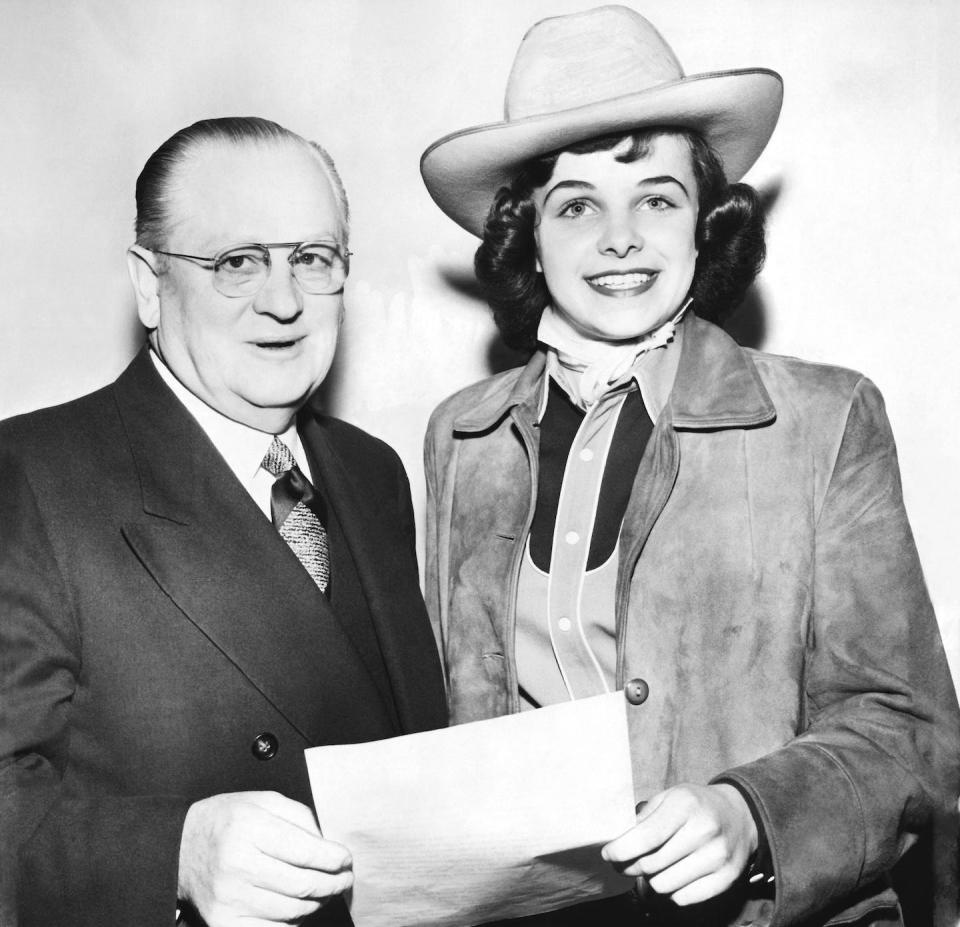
top-left (0, 117), bottom-right (446, 926)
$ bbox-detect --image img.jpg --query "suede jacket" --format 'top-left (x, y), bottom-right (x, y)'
top-left (424, 315), bottom-right (960, 927)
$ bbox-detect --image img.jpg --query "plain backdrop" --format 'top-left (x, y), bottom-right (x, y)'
top-left (1, 0), bottom-right (957, 700)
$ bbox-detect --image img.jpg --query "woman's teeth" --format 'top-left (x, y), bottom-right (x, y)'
top-left (591, 273), bottom-right (653, 289)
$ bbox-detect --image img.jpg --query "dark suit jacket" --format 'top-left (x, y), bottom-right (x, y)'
top-left (0, 347), bottom-right (447, 926)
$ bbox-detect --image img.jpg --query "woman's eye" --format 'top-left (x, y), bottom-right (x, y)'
top-left (642, 195), bottom-right (672, 211)
top-left (558, 199), bottom-right (595, 218)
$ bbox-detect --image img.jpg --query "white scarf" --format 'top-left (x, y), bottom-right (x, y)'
top-left (536, 300), bottom-right (690, 407)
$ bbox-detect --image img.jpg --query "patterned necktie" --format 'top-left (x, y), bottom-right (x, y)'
top-left (261, 436), bottom-right (330, 594)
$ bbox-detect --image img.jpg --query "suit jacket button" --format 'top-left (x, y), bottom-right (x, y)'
top-left (625, 678), bottom-right (650, 705)
top-left (252, 732), bottom-right (278, 760)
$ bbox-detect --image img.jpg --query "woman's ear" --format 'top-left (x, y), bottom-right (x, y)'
top-left (126, 245), bottom-right (161, 329)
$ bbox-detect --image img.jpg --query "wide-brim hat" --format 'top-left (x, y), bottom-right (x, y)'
top-left (421, 5), bottom-right (783, 237)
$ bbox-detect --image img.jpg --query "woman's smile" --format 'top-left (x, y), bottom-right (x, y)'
top-left (585, 270), bottom-right (658, 298)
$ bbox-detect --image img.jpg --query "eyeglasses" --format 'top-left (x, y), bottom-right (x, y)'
top-left (149, 240), bottom-right (352, 297)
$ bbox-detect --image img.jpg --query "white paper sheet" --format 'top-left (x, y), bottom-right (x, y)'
top-left (305, 690), bottom-right (636, 927)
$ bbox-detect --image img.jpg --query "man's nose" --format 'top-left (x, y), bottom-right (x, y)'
top-left (252, 260), bottom-right (302, 320)
top-left (597, 210), bottom-right (644, 258)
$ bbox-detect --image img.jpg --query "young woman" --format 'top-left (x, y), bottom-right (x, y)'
top-left (420, 6), bottom-right (959, 927)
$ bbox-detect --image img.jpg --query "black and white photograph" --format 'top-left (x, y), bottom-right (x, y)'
top-left (2, 2), bottom-right (958, 926)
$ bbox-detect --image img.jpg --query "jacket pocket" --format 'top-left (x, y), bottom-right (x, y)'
top-left (824, 885), bottom-right (900, 927)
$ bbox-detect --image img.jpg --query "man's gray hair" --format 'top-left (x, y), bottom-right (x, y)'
top-left (134, 116), bottom-right (350, 250)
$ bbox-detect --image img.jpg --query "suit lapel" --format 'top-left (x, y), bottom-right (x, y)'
top-left (300, 412), bottom-right (443, 734)
top-left (113, 349), bottom-right (392, 745)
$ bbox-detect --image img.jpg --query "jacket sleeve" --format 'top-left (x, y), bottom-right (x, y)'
top-left (0, 439), bottom-right (191, 926)
top-left (717, 377), bottom-right (960, 926)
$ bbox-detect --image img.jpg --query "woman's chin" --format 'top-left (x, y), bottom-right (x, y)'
top-left (582, 315), bottom-right (676, 344)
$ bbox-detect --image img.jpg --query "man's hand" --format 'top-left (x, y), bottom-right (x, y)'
top-left (178, 791), bottom-right (353, 926)
top-left (601, 783), bottom-right (757, 906)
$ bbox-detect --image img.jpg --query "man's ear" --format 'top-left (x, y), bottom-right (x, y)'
top-left (126, 245), bottom-right (161, 329)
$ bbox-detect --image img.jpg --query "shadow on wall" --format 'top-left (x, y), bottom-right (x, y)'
top-left (434, 264), bottom-right (530, 375)
top-left (722, 283), bottom-right (766, 350)
top-left (719, 179), bottom-right (782, 352)
top-left (314, 264), bottom-right (527, 415)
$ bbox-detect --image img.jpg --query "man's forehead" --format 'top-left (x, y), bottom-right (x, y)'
top-left (165, 139), bottom-right (343, 248)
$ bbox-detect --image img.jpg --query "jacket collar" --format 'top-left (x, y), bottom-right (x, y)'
top-left (112, 346), bottom-right (403, 743)
top-left (667, 314), bottom-right (776, 429)
top-left (297, 410), bottom-right (446, 735)
top-left (454, 315), bottom-right (776, 433)
top-left (114, 345), bottom-right (231, 525)
top-left (452, 352), bottom-right (547, 432)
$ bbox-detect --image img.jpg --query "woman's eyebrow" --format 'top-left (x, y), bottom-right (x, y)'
top-left (542, 179), bottom-right (596, 203)
top-left (640, 174), bottom-right (689, 196)
top-left (543, 174), bottom-right (690, 204)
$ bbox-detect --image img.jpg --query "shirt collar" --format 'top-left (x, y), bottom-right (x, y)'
top-left (454, 314), bottom-right (777, 434)
top-left (148, 349), bottom-right (306, 483)
top-left (537, 321), bottom-right (684, 424)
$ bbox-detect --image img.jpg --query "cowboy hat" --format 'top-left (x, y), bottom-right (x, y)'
top-left (420, 5), bottom-right (783, 237)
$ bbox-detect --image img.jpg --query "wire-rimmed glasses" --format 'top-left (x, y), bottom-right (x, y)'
top-left (151, 241), bottom-right (351, 297)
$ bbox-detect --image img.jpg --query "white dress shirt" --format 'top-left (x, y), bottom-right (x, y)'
top-left (149, 350), bottom-right (313, 519)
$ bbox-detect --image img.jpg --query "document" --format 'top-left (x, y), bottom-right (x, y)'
top-left (305, 690), bottom-right (636, 927)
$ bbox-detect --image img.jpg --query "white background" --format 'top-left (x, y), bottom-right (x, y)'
top-left (1, 0), bottom-right (957, 690)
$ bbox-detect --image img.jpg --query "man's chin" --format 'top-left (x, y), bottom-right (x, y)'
top-left (248, 389), bottom-right (318, 417)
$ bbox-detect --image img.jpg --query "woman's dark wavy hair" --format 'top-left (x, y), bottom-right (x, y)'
top-left (474, 128), bottom-right (766, 351)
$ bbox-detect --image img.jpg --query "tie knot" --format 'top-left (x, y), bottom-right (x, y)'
top-left (262, 436), bottom-right (297, 477)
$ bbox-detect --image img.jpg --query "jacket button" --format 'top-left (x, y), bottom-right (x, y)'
top-left (625, 678), bottom-right (650, 705)
top-left (251, 732), bottom-right (278, 760)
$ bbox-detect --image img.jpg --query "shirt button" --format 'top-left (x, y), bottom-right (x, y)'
top-left (251, 732), bottom-right (279, 760)
top-left (624, 678), bottom-right (650, 705)
top-left (564, 531), bottom-right (580, 545)
top-left (557, 617), bottom-right (572, 632)
top-left (579, 448), bottom-right (594, 461)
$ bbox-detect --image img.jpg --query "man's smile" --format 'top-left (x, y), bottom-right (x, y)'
top-left (251, 335), bottom-right (305, 350)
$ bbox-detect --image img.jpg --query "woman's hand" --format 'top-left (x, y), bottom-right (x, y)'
top-left (601, 783), bottom-right (757, 906)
